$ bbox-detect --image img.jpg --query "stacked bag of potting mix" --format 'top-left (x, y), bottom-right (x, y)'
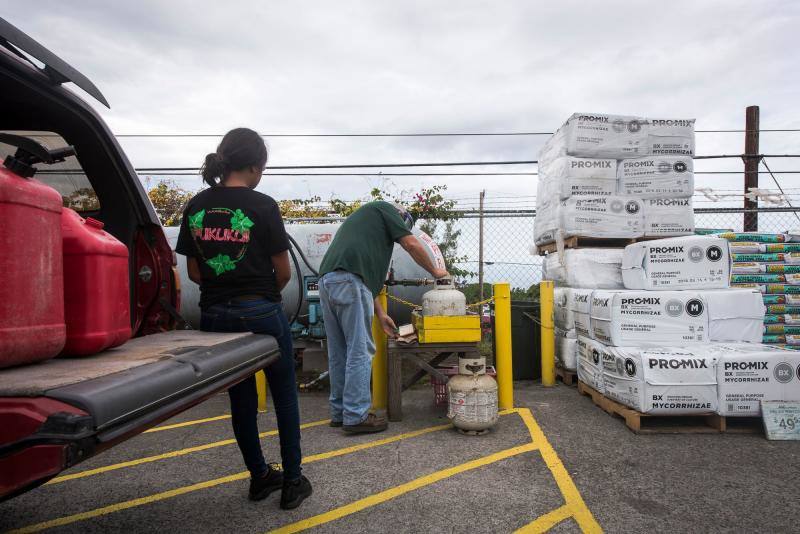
top-left (534, 112), bottom-right (696, 248)
top-left (539, 113), bottom-right (800, 418)
top-left (537, 112), bottom-right (697, 372)
top-left (717, 232), bottom-right (800, 349)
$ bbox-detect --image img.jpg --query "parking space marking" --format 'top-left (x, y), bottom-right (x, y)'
top-left (515, 504), bottom-right (572, 533)
top-left (268, 443), bottom-right (541, 534)
top-left (10, 421), bottom-right (461, 533)
top-left (268, 408), bottom-right (601, 534)
top-left (517, 409), bottom-right (601, 533)
top-left (144, 414), bottom-right (232, 433)
top-left (47, 418), bottom-right (331, 485)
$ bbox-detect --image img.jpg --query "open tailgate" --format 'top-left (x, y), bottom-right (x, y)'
top-left (0, 330), bottom-right (280, 500)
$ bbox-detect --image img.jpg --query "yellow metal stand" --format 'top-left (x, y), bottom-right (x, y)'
top-left (412, 311), bottom-right (481, 343)
top-left (493, 282), bottom-right (513, 410)
top-left (256, 370), bottom-right (268, 413)
top-left (371, 288), bottom-right (388, 410)
top-left (540, 280), bottom-right (556, 387)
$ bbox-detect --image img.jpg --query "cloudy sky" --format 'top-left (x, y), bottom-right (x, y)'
top-left (2, 0), bottom-right (799, 209)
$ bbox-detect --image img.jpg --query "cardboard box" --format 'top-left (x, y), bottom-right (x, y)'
top-left (642, 197), bottom-right (695, 237)
top-left (617, 156), bottom-right (694, 198)
top-left (713, 343), bottom-right (800, 416)
top-left (590, 289), bottom-right (708, 346)
top-left (621, 236), bottom-right (731, 290)
top-left (570, 289), bottom-right (595, 338)
top-left (698, 289), bottom-right (765, 343)
top-left (601, 345), bottom-right (718, 414)
top-left (576, 336), bottom-right (605, 392)
top-left (545, 249), bottom-right (624, 289)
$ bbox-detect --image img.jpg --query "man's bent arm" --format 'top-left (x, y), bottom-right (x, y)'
top-left (398, 235), bottom-right (448, 279)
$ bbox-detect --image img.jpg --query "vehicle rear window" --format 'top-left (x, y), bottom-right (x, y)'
top-left (0, 131), bottom-right (100, 212)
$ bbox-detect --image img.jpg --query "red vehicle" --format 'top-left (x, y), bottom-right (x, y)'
top-left (0, 17), bottom-right (279, 500)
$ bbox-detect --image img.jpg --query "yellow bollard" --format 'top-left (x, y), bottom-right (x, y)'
top-left (256, 370), bottom-right (268, 413)
top-left (371, 288), bottom-right (388, 410)
top-left (540, 280), bottom-right (556, 387)
top-left (493, 282), bottom-right (514, 410)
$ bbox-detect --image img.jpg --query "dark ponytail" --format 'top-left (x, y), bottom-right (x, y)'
top-left (200, 127), bottom-right (268, 187)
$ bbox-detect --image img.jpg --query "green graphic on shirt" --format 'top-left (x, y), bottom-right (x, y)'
top-left (189, 206), bottom-right (254, 276)
top-left (188, 209), bottom-right (205, 231)
top-left (230, 209), bottom-right (254, 233)
top-left (206, 253), bottom-right (238, 275)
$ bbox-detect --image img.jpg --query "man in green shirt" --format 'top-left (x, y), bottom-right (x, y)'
top-left (319, 201), bottom-right (448, 433)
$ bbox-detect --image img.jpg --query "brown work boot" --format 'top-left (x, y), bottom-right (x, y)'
top-left (343, 413), bottom-right (388, 434)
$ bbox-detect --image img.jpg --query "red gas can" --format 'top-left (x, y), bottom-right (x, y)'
top-left (61, 208), bottom-right (131, 356)
top-left (0, 166), bottom-right (66, 368)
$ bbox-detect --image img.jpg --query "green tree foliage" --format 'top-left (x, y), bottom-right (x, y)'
top-left (148, 181), bottom-right (194, 226)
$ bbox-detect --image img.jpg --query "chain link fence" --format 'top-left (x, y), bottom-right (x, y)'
top-left (288, 206), bottom-right (800, 303)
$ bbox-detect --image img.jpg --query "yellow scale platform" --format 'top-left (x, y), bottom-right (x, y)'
top-left (411, 311), bottom-right (482, 344)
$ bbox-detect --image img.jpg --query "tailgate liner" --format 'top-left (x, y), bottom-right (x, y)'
top-left (45, 334), bottom-right (279, 439)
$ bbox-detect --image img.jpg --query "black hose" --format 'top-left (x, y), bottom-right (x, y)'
top-left (287, 233), bottom-right (319, 277)
top-left (287, 243), bottom-right (304, 325)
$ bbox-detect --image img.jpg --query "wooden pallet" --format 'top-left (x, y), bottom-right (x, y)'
top-left (537, 235), bottom-right (661, 255)
top-left (576, 381), bottom-right (761, 435)
top-left (555, 365), bottom-right (577, 387)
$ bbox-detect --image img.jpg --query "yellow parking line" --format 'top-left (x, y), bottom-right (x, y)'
top-left (268, 442), bottom-right (540, 534)
top-left (515, 504), bottom-right (573, 533)
top-left (11, 421), bottom-right (456, 534)
top-left (47, 419), bottom-right (331, 485)
top-left (517, 409), bottom-right (602, 534)
top-left (144, 414), bottom-right (232, 433)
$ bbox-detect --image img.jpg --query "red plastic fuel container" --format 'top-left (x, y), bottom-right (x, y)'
top-left (0, 164), bottom-right (66, 368)
top-left (61, 208), bottom-right (131, 356)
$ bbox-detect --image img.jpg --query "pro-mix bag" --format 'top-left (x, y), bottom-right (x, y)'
top-left (539, 113), bottom-right (695, 162)
top-left (602, 345), bottom-right (717, 414)
top-left (713, 344), bottom-right (800, 416)
top-left (538, 157), bottom-right (618, 200)
top-left (576, 336), bottom-right (605, 393)
top-left (621, 235), bottom-right (730, 290)
top-left (570, 289), bottom-right (595, 338)
top-left (642, 198), bottom-right (695, 237)
top-left (559, 196), bottom-right (644, 239)
top-left (617, 156), bottom-right (694, 198)
top-left (697, 289), bottom-right (765, 343)
top-left (590, 290), bottom-right (709, 346)
top-left (544, 249), bottom-right (624, 289)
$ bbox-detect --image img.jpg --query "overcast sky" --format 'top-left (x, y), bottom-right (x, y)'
top-left (3, 0), bottom-right (799, 209)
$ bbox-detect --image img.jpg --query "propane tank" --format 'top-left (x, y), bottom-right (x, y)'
top-left (447, 357), bottom-right (498, 434)
top-left (422, 278), bottom-right (466, 316)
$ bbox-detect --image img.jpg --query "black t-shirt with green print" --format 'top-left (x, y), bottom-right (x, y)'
top-left (176, 186), bottom-right (290, 308)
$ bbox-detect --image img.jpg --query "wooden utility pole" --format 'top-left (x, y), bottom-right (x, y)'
top-left (478, 190), bottom-right (485, 301)
top-left (744, 105), bottom-right (760, 232)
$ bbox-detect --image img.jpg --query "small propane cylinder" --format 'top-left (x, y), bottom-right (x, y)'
top-left (422, 278), bottom-right (466, 316)
top-left (447, 357), bottom-right (499, 434)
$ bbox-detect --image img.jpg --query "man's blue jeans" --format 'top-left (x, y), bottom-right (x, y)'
top-left (201, 298), bottom-right (302, 480)
top-left (319, 271), bottom-right (375, 426)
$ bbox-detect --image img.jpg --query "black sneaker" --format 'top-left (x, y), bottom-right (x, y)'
top-left (280, 475), bottom-right (313, 510)
top-left (329, 420), bottom-right (343, 428)
top-left (249, 464), bottom-right (283, 501)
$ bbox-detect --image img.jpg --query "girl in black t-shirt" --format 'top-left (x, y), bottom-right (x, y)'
top-left (176, 128), bottom-right (311, 509)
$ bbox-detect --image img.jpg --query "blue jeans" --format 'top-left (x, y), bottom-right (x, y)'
top-left (201, 299), bottom-right (302, 480)
top-left (319, 271), bottom-right (376, 426)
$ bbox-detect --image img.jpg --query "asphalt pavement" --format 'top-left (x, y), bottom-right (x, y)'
top-left (1, 382), bottom-right (798, 533)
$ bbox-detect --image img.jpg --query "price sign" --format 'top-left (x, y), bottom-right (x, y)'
top-left (762, 401), bottom-right (800, 441)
